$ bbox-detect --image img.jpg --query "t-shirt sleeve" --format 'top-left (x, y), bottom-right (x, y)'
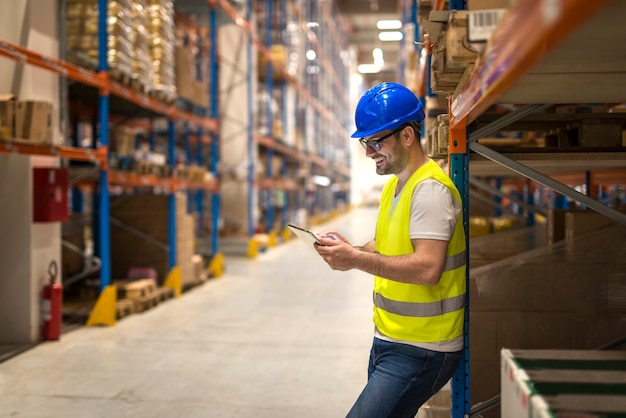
top-left (409, 179), bottom-right (461, 241)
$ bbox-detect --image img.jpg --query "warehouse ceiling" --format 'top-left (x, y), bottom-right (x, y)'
top-left (337, 0), bottom-right (403, 86)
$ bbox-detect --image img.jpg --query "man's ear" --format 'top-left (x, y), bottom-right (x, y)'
top-left (403, 125), bottom-right (417, 146)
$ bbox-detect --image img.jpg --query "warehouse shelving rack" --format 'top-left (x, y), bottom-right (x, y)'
top-left (215, 0), bottom-right (351, 250)
top-left (412, 0), bottom-right (626, 416)
top-left (0, 0), bottom-right (223, 325)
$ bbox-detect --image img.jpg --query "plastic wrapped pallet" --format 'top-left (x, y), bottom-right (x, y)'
top-left (131, 0), bottom-right (152, 92)
top-left (146, 0), bottom-right (176, 102)
top-left (65, 0), bottom-right (134, 80)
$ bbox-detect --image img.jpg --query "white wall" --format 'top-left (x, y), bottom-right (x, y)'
top-left (218, 22), bottom-right (257, 234)
top-left (0, 0), bottom-right (62, 343)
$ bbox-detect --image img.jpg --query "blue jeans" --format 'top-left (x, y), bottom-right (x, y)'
top-left (346, 338), bottom-right (461, 418)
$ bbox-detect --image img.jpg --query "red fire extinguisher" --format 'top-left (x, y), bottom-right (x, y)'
top-left (42, 260), bottom-right (62, 340)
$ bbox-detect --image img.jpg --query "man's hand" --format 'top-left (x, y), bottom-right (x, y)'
top-left (315, 231), bottom-right (359, 271)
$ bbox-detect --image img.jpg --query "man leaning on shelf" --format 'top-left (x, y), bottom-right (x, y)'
top-left (315, 82), bottom-right (466, 418)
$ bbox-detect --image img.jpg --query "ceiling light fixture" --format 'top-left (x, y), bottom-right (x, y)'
top-left (373, 48), bottom-right (384, 67)
top-left (357, 64), bottom-right (381, 74)
top-left (306, 49), bottom-right (316, 61)
top-left (377, 19), bottom-right (402, 30)
top-left (378, 31), bottom-right (403, 42)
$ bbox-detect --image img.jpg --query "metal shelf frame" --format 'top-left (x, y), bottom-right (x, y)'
top-left (417, 0), bottom-right (626, 415)
top-left (0, 0), bottom-right (222, 293)
top-left (215, 0), bottom-right (351, 237)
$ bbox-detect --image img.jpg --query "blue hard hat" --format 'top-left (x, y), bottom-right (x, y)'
top-left (351, 82), bottom-right (425, 138)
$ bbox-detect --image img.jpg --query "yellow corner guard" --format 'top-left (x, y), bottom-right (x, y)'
top-left (208, 252), bottom-right (224, 278)
top-left (86, 285), bottom-right (117, 327)
top-left (164, 266), bottom-right (182, 297)
top-left (247, 238), bottom-right (258, 258)
top-left (268, 231), bottom-right (277, 247)
top-left (281, 226), bottom-right (292, 241)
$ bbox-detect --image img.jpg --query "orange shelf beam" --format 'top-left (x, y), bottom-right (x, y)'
top-left (0, 140), bottom-right (107, 165)
top-left (0, 40), bottom-right (106, 89)
top-left (450, 0), bottom-right (609, 129)
top-left (109, 170), bottom-right (218, 192)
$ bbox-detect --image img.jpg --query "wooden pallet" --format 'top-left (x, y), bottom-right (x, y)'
top-left (114, 278), bottom-right (176, 314)
top-left (130, 77), bottom-right (150, 95)
top-left (149, 88), bottom-right (176, 105)
top-left (109, 68), bottom-right (133, 87)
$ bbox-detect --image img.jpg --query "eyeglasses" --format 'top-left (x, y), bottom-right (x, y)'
top-left (359, 125), bottom-right (405, 151)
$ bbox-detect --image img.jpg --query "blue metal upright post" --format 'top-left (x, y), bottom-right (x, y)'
top-left (244, 0), bottom-right (254, 239)
top-left (96, 0), bottom-right (111, 291)
top-left (168, 119), bottom-right (177, 269)
top-left (209, 1), bottom-right (220, 254)
top-left (196, 125), bottom-right (204, 237)
top-left (280, 0), bottom-right (288, 229)
top-left (265, 0), bottom-right (275, 233)
top-left (449, 122), bottom-right (470, 417)
top-left (184, 121), bottom-right (193, 213)
top-left (494, 177), bottom-right (502, 216)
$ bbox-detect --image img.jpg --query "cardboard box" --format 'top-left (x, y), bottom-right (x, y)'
top-left (192, 80), bottom-right (209, 108)
top-left (175, 46), bottom-right (194, 101)
top-left (15, 100), bottom-right (53, 144)
top-left (110, 127), bottom-right (136, 157)
top-left (0, 94), bottom-right (15, 139)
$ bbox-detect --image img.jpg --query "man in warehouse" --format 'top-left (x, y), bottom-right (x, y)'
top-left (315, 82), bottom-right (466, 418)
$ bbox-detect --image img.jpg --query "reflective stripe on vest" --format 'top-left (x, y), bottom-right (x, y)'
top-left (374, 292), bottom-right (465, 318)
top-left (444, 250), bottom-right (466, 272)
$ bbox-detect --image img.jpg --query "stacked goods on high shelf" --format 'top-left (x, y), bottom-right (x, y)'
top-left (147, 0), bottom-right (176, 103)
top-left (172, 11), bottom-right (211, 111)
top-left (131, 0), bottom-right (152, 93)
top-left (66, 0), bottom-right (135, 82)
top-left (422, 0), bottom-right (509, 95)
top-left (425, 9), bottom-right (478, 94)
top-left (65, 0), bottom-right (176, 101)
top-left (174, 44), bottom-right (209, 111)
top-left (0, 94), bottom-right (55, 145)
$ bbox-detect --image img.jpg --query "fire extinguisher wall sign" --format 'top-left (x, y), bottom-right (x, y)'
top-left (42, 260), bottom-right (62, 340)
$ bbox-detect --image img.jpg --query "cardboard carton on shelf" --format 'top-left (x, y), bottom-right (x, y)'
top-left (15, 100), bottom-right (53, 144)
top-left (0, 94), bottom-right (15, 140)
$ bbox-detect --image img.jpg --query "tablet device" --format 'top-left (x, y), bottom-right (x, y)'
top-left (287, 224), bottom-right (322, 248)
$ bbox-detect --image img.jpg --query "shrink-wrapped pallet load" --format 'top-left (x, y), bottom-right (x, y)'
top-left (146, 0), bottom-right (176, 102)
top-left (131, 0), bottom-right (152, 92)
top-left (65, 0), bottom-right (134, 82)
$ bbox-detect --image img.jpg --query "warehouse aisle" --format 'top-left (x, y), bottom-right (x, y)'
top-left (0, 207), bottom-right (379, 418)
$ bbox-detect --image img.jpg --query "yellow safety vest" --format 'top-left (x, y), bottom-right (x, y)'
top-left (374, 159), bottom-right (466, 344)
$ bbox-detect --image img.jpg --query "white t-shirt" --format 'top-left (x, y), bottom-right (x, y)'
top-left (375, 178), bottom-right (463, 352)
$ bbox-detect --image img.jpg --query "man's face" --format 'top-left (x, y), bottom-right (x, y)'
top-left (363, 128), bottom-right (408, 176)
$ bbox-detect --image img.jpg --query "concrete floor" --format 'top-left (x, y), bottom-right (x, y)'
top-left (0, 207), bottom-right (379, 418)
